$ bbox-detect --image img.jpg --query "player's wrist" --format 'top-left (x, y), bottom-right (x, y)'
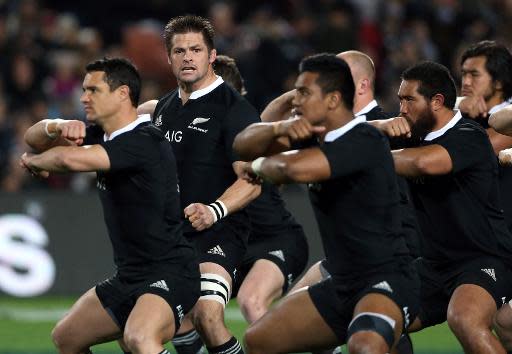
top-left (206, 200), bottom-right (228, 224)
top-left (251, 157), bottom-right (266, 177)
top-left (44, 119), bottom-right (64, 139)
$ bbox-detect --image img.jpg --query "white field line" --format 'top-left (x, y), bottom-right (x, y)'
top-left (0, 305), bottom-right (245, 322)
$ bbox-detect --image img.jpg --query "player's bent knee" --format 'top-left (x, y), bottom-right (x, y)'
top-left (51, 322), bottom-right (74, 351)
top-left (123, 329), bottom-right (152, 353)
top-left (347, 312), bottom-right (396, 350)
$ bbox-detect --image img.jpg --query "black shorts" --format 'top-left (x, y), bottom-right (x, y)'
top-left (185, 221), bottom-right (249, 282)
top-left (96, 266), bottom-right (200, 332)
top-left (308, 262), bottom-right (420, 343)
top-left (233, 223), bottom-right (309, 295)
top-left (416, 256), bottom-right (512, 328)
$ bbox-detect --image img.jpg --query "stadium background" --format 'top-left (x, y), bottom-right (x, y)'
top-left (2, 0), bottom-right (511, 352)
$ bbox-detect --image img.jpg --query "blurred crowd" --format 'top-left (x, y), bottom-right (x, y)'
top-left (1, 0), bottom-right (512, 192)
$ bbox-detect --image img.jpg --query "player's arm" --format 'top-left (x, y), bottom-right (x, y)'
top-left (184, 165), bottom-right (261, 232)
top-left (392, 145), bottom-right (453, 178)
top-left (20, 144), bottom-right (110, 176)
top-left (489, 104), bottom-right (512, 136)
top-left (233, 117), bottom-right (325, 161)
top-left (367, 117), bottom-right (411, 138)
top-left (137, 100), bottom-right (158, 117)
top-left (236, 148), bottom-right (330, 185)
top-left (260, 90), bottom-right (295, 122)
top-left (24, 119), bottom-right (86, 152)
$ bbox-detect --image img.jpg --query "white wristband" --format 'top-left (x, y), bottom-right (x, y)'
top-left (207, 200), bottom-right (229, 224)
top-left (44, 120), bottom-right (59, 139)
top-left (251, 157), bottom-right (266, 176)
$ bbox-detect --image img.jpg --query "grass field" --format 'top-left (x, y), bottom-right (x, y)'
top-left (0, 296), bottom-right (464, 354)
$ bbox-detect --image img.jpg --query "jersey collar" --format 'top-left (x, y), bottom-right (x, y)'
top-left (424, 110), bottom-right (462, 141)
top-left (489, 99), bottom-right (512, 115)
top-left (355, 99), bottom-right (378, 117)
top-left (178, 76), bottom-right (224, 100)
top-left (324, 115), bottom-right (366, 142)
top-left (104, 114), bottom-right (151, 141)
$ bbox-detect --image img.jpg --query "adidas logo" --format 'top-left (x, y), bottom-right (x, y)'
top-left (207, 245), bottom-right (226, 257)
top-left (269, 250), bottom-right (285, 262)
top-left (372, 280), bottom-right (393, 293)
top-left (149, 280), bottom-right (169, 291)
top-left (191, 117), bottom-right (210, 125)
top-left (482, 268), bottom-right (496, 281)
top-left (154, 115), bottom-right (163, 126)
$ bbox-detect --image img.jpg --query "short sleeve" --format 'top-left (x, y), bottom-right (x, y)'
top-left (436, 123), bottom-right (491, 173)
top-left (320, 127), bottom-right (382, 178)
top-left (101, 131), bottom-right (153, 172)
top-left (223, 100), bottom-right (261, 162)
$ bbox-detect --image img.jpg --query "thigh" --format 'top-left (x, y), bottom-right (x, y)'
top-left (54, 287), bottom-right (121, 347)
top-left (288, 260), bottom-right (326, 294)
top-left (125, 293), bottom-right (176, 343)
top-left (237, 259), bottom-right (285, 303)
top-left (245, 287), bottom-right (339, 353)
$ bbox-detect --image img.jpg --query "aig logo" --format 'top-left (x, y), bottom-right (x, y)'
top-left (165, 130), bottom-right (182, 142)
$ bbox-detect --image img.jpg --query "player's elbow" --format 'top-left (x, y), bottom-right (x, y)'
top-left (233, 133), bottom-right (255, 161)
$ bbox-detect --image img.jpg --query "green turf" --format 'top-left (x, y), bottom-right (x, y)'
top-left (0, 296), bottom-right (463, 353)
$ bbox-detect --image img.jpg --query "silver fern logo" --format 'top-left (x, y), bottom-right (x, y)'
top-left (191, 117), bottom-right (210, 125)
top-left (188, 117), bottom-right (210, 133)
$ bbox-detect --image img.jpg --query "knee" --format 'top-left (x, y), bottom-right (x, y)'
top-left (493, 307), bottom-right (512, 349)
top-left (123, 329), bottom-right (150, 353)
top-left (51, 322), bottom-right (73, 352)
top-left (237, 293), bottom-right (266, 323)
top-left (347, 332), bottom-right (388, 354)
top-left (446, 308), bottom-right (473, 336)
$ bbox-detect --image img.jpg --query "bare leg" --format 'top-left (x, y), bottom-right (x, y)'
top-left (237, 259), bottom-right (284, 323)
top-left (52, 287), bottom-right (121, 354)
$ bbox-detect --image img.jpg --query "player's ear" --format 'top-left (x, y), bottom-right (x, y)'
top-left (431, 93), bottom-right (445, 111)
top-left (327, 91), bottom-right (341, 110)
top-left (209, 49), bottom-right (217, 64)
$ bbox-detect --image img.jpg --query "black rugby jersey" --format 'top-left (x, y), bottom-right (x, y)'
top-left (463, 103), bottom-right (512, 233)
top-left (245, 183), bottom-right (296, 238)
top-left (153, 78), bottom-right (260, 233)
top-left (410, 112), bottom-right (512, 266)
top-left (84, 117), bottom-right (196, 279)
top-left (361, 103), bottom-right (422, 257)
top-left (308, 117), bottom-right (409, 282)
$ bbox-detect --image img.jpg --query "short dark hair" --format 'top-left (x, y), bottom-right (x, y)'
top-left (213, 55), bottom-right (246, 95)
top-left (299, 53), bottom-right (354, 110)
top-left (401, 61), bottom-right (457, 109)
top-left (461, 40), bottom-right (512, 101)
top-left (85, 57), bottom-right (141, 107)
top-left (163, 15), bottom-right (215, 55)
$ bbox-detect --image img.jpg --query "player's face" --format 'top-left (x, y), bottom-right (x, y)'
top-left (398, 79), bottom-right (436, 141)
top-left (292, 71), bottom-right (329, 125)
top-left (168, 32), bottom-right (216, 87)
top-left (80, 71), bottom-right (120, 124)
top-left (461, 56), bottom-right (497, 102)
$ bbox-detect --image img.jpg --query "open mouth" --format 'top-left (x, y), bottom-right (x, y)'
top-left (181, 66), bottom-right (196, 73)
